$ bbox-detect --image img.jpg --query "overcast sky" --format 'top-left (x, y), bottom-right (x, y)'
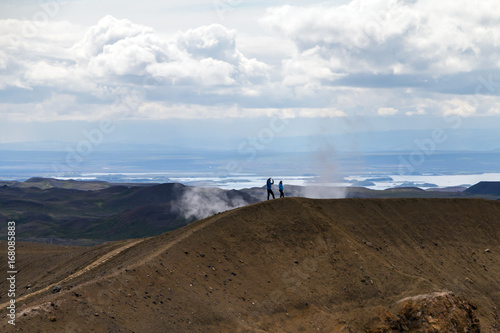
top-left (1, 0), bottom-right (500, 145)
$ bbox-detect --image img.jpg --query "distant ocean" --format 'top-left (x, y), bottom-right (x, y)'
top-left (1, 150), bottom-right (500, 190)
top-left (49, 172), bottom-right (500, 190)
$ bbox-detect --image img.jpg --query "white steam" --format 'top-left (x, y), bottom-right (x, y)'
top-left (303, 124), bottom-right (347, 199)
top-left (174, 187), bottom-right (251, 220)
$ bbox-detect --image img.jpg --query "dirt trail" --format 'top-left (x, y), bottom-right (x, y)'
top-left (67, 211), bottom-right (227, 287)
top-left (0, 239), bottom-right (144, 309)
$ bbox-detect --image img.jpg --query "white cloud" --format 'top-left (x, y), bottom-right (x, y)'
top-left (487, 107), bottom-right (500, 115)
top-left (126, 103), bottom-right (347, 120)
top-left (0, 19), bottom-right (78, 90)
top-left (405, 108), bottom-right (427, 116)
top-left (441, 98), bottom-right (476, 117)
top-left (71, 17), bottom-right (271, 86)
top-left (262, 1), bottom-right (500, 76)
top-left (2, 2), bottom-right (500, 122)
top-left (0, 15), bottom-right (276, 120)
top-left (73, 15), bottom-right (154, 60)
top-left (377, 107), bottom-right (399, 116)
top-left (2, 94), bottom-right (119, 122)
top-left (176, 24), bottom-right (236, 61)
top-left (298, 108), bottom-right (347, 118)
top-left (25, 61), bottom-right (74, 85)
top-left (281, 46), bottom-right (343, 86)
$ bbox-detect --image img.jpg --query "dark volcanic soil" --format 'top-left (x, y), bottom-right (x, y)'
top-left (1, 198), bottom-right (500, 332)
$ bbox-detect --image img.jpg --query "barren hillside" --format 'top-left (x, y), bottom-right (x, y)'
top-left (1, 198), bottom-right (500, 332)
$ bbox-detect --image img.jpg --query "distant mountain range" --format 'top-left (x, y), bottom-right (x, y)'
top-left (0, 179), bottom-right (257, 245)
top-left (1, 178), bottom-right (500, 245)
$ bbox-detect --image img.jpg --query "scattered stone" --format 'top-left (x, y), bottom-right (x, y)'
top-left (49, 316), bottom-right (56, 322)
top-left (485, 249), bottom-right (491, 253)
top-left (52, 285), bottom-right (62, 293)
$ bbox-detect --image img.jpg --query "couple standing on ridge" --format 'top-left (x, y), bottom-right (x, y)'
top-left (266, 178), bottom-right (284, 200)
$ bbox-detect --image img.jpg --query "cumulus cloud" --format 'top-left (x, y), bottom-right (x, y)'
top-left (71, 16), bottom-right (270, 86)
top-left (0, 16), bottom-right (273, 121)
top-left (73, 16), bottom-right (154, 60)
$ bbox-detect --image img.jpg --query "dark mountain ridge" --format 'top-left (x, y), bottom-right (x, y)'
top-left (465, 181), bottom-right (500, 196)
top-left (0, 181), bottom-right (258, 245)
top-left (1, 178), bottom-right (500, 245)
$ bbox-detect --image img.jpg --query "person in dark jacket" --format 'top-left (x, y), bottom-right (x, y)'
top-left (266, 178), bottom-right (275, 200)
top-left (279, 180), bottom-right (284, 198)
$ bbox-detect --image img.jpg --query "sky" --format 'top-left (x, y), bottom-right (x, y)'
top-left (1, 0), bottom-right (500, 150)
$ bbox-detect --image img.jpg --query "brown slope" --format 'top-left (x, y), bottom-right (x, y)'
top-left (1, 198), bottom-right (500, 332)
top-left (0, 240), bottom-right (137, 303)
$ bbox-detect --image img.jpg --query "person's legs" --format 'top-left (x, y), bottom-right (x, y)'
top-left (270, 190), bottom-right (275, 199)
top-left (280, 190), bottom-right (284, 198)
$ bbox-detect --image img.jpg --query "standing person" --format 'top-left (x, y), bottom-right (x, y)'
top-left (279, 180), bottom-right (284, 198)
top-left (266, 178), bottom-right (275, 200)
